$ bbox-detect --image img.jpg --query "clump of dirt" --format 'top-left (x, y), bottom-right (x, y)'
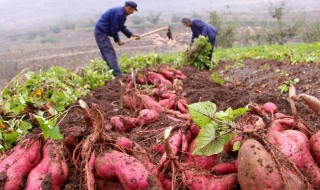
top-left (57, 59), bottom-right (320, 188)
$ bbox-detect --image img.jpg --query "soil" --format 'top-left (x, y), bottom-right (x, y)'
top-left (56, 59), bottom-right (320, 189)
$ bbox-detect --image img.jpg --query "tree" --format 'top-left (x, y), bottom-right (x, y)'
top-left (301, 21), bottom-right (320, 43)
top-left (131, 16), bottom-right (145, 26)
top-left (146, 12), bottom-right (161, 25)
top-left (209, 10), bottom-right (236, 48)
top-left (266, 0), bottom-right (300, 45)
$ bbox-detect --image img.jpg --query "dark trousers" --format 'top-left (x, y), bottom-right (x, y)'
top-left (94, 28), bottom-right (123, 76)
top-left (208, 36), bottom-right (216, 61)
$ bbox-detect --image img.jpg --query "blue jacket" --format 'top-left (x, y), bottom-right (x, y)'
top-left (95, 6), bottom-right (133, 43)
top-left (190, 18), bottom-right (218, 44)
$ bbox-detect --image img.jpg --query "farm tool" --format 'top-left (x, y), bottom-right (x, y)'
top-left (115, 26), bottom-right (172, 44)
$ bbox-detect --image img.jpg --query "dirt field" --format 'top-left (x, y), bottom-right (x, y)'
top-left (54, 59), bottom-right (320, 189)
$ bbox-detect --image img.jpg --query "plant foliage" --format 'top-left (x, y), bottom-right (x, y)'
top-left (188, 102), bottom-right (248, 156)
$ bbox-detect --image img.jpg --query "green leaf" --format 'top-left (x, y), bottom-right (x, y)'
top-left (3, 131), bottom-right (18, 149)
top-left (232, 108), bottom-right (250, 120)
top-left (188, 102), bottom-right (217, 127)
top-left (233, 141), bottom-right (241, 151)
top-left (192, 123), bottom-right (235, 156)
top-left (49, 126), bottom-right (63, 140)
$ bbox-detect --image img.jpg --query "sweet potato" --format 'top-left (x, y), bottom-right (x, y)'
top-left (110, 116), bottom-right (139, 133)
top-left (159, 69), bottom-right (187, 81)
top-left (159, 99), bottom-right (175, 109)
top-left (224, 134), bottom-right (243, 156)
top-left (185, 171), bottom-right (238, 190)
top-left (151, 143), bottom-right (165, 154)
top-left (137, 109), bottom-right (160, 126)
top-left (262, 102), bottom-right (277, 120)
top-left (238, 139), bottom-right (306, 189)
top-left (141, 94), bottom-right (163, 113)
top-left (212, 161), bottom-right (238, 175)
top-left (267, 119), bottom-right (320, 187)
top-left (25, 140), bottom-right (68, 190)
top-left (0, 137), bottom-right (42, 190)
top-left (189, 124), bottom-right (200, 136)
top-left (184, 139), bottom-right (217, 171)
top-left (297, 94), bottom-right (320, 119)
top-left (158, 130), bottom-right (183, 168)
top-left (310, 131), bottom-right (320, 167)
top-left (146, 71), bottom-right (173, 87)
top-left (95, 150), bottom-right (163, 190)
top-left (115, 137), bottom-right (157, 174)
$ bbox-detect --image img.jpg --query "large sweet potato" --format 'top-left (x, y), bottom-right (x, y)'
top-left (267, 119), bottom-right (320, 188)
top-left (238, 139), bottom-right (305, 190)
top-left (25, 140), bottom-right (69, 190)
top-left (0, 137), bottom-right (42, 190)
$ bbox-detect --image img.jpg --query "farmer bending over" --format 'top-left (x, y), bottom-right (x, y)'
top-left (181, 17), bottom-right (218, 61)
top-left (94, 1), bottom-right (140, 76)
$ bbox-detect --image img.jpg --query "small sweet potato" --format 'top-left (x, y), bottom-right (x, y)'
top-left (185, 171), bottom-right (238, 190)
top-left (110, 116), bottom-right (139, 133)
top-left (137, 109), bottom-right (160, 126)
top-left (184, 139), bottom-right (217, 171)
top-left (224, 134), bottom-right (243, 156)
top-left (212, 161), bottom-right (238, 175)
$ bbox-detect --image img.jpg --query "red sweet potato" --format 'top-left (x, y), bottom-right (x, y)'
top-left (189, 124), bottom-right (200, 136)
top-left (224, 134), bottom-right (243, 156)
top-left (159, 99), bottom-right (175, 109)
top-left (267, 119), bottom-right (320, 188)
top-left (137, 109), bottom-right (160, 126)
top-left (310, 131), bottom-right (320, 167)
top-left (141, 94), bottom-right (163, 113)
top-left (158, 130), bottom-right (183, 168)
top-left (212, 161), bottom-right (238, 175)
top-left (95, 150), bottom-right (163, 190)
top-left (262, 102), bottom-right (277, 120)
top-left (184, 139), bottom-right (217, 171)
top-left (238, 139), bottom-right (306, 189)
top-left (146, 71), bottom-right (173, 87)
top-left (185, 171), bottom-right (238, 190)
top-left (159, 69), bottom-right (187, 81)
top-left (0, 137), bottom-right (42, 190)
top-left (297, 93), bottom-right (320, 120)
top-left (151, 143), bottom-right (165, 154)
top-left (110, 116), bottom-right (139, 133)
top-left (165, 109), bottom-right (191, 120)
top-left (25, 140), bottom-right (68, 190)
top-left (115, 136), bottom-right (160, 181)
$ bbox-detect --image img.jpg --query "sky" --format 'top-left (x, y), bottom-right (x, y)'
top-left (0, 0), bottom-right (319, 31)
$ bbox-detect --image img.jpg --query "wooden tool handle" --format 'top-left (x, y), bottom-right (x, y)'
top-left (122, 26), bottom-right (169, 43)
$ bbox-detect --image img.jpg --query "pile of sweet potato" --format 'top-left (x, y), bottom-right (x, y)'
top-left (1, 68), bottom-right (320, 190)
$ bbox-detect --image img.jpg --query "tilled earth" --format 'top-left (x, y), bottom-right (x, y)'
top-left (57, 59), bottom-right (320, 189)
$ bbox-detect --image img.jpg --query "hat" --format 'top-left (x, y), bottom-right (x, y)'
top-left (125, 1), bottom-right (138, 11)
top-left (181, 17), bottom-right (191, 24)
